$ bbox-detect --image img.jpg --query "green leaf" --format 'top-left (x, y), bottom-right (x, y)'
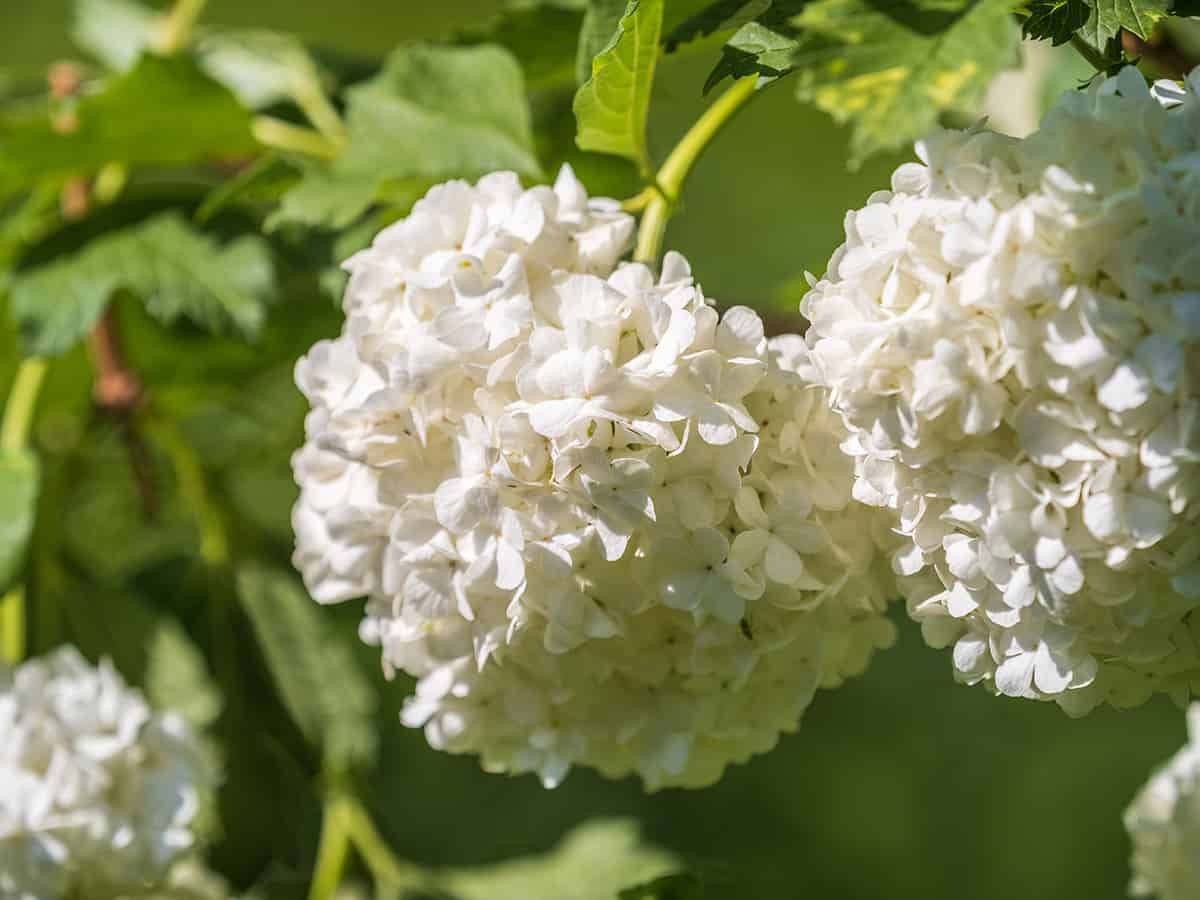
top-left (663, 0), bottom-right (773, 52)
top-left (458, 4), bottom-right (585, 93)
top-left (430, 820), bottom-right (681, 900)
top-left (145, 618), bottom-right (223, 729)
top-left (11, 212), bottom-right (276, 355)
top-left (712, 0), bottom-right (1018, 164)
top-left (0, 55), bottom-right (258, 199)
top-left (1079, 0), bottom-right (1170, 43)
top-left (236, 562), bottom-right (378, 772)
top-left (273, 44), bottom-right (540, 230)
top-left (1022, 0), bottom-right (1090, 44)
top-left (265, 168), bottom-right (379, 231)
top-left (576, 0), bottom-right (631, 85)
top-left (346, 43), bottom-right (541, 180)
top-left (0, 449), bottom-right (39, 592)
top-left (72, 0), bottom-right (158, 70)
top-left (572, 0), bottom-right (664, 175)
top-left (196, 29), bottom-right (331, 110)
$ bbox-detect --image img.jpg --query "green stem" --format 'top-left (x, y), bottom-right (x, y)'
top-left (342, 793), bottom-right (425, 889)
top-left (2, 587), bottom-right (25, 664)
top-left (634, 75), bottom-right (759, 265)
top-left (294, 80), bottom-right (349, 147)
top-left (308, 792), bottom-right (353, 900)
top-left (252, 116), bottom-right (343, 160)
top-left (1070, 34), bottom-right (1116, 73)
top-left (157, 0), bottom-right (208, 54)
top-left (0, 359), bottom-right (48, 665)
top-left (1, 359), bottom-right (48, 455)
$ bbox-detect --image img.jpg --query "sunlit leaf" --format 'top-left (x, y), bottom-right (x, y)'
top-left (573, 0), bottom-right (664, 174)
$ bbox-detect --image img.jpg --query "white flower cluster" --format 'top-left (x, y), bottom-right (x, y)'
top-left (0, 647), bottom-right (211, 900)
top-left (292, 166), bottom-right (895, 788)
top-left (803, 68), bottom-right (1200, 714)
top-left (1125, 704), bottom-right (1200, 900)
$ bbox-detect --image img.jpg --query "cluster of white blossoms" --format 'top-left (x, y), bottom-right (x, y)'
top-left (802, 68), bottom-right (1200, 714)
top-left (1125, 704), bottom-right (1200, 900)
top-left (0, 647), bottom-right (211, 900)
top-left (292, 166), bottom-right (895, 788)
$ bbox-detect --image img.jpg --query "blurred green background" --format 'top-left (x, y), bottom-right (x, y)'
top-left (0, 3), bottom-right (1185, 899)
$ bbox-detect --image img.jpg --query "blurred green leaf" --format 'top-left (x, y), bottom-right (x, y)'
top-left (1079, 0), bottom-right (1169, 43)
top-left (276, 43), bottom-right (540, 230)
top-left (236, 562), bottom-right (378, 772)
top-left (346, 43), bottom-right (541, 180)
top-left (573, 0), bottom-right (664, 175)
top-left (266, 168), bottom-right (379, 231)
top-left (11, 211), bottom-right (276, 355)
top-left (62, 428), bottom-right (197, 583)
top-left (0, 448), bottom-right (39, 591)
top-left (196, 29), bottom-right (331, 110)
top-left (72, 0), bottom-right (158, 70)
top-left (0, 55), bottom-right (258, 199)
top-left (428, 819), bottom-right (681, 900)
top-left (145, 617), bottom-right (223, 729)
top-left (576, 0), bottom-right (630, 84)
top-left (459, 3), bottom-right (584, 93)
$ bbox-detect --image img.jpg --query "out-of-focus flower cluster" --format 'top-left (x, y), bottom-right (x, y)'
top-left (0, 647), bottom-right (211, 900)
top-left (1126, 703), bottom-right (1200, 900)
top-left (802, 68), bottom-right (1200, 714)
top-left (292, 166), bottom-right (895, 788)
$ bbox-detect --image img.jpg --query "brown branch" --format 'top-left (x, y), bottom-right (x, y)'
top-left (87, 308), bottom-right (158, 518)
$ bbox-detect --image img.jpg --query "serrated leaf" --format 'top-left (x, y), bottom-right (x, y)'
top-left (273, 44), bottom-right (540, 230)
top-left (236, 562), bottom-right (377, 772)
top-left (573, 0), bottom-right (664, 174)
top-left (0, 55), bottom-right (258, 199)
top-left (10, 212), bottom-right (275, 355)
top-left (72, 0), bottom-right (158, 70)
top-left (145, 618), bottom-right (223, 729)
top-left (1080, 0), bottom-right (1170, 43)
top-left (431, 820), bottom-right (680, 900)
top-left (713, 0), bottom-right (1018, 164)
top-left (663, 0), bottom-right (773, 51)
top-left (458, 4), bottom-right (584, 93)
top-left (576, 0), bottom-right (631, 85)
top-left (0, 449), bottom-right (39, 592)
top-left (1022, 0), bottom-right (1091, 44)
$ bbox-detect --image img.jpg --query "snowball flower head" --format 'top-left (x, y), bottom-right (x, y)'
top-left (1126, 704), bottom-right (1200, 900)
top-left (803, 67), bottom-right (1200, 714)
top-left (0, 647), bottom-right (211, 900)
top-left (292, 166), bottom-right (895, 788)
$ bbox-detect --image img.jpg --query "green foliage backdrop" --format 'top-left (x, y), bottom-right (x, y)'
top-left (0, 1), bottom-right (1191, 898)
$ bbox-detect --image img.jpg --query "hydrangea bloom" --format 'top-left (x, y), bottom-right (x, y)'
top-left (802, 68), bottom-right (1200, 714)
top-left (292, 166), bottom-right (895, 788)
top-left (1125, 704), bottom-right (1200, 900)
top-left (0, 647), bottom-right (211, 900)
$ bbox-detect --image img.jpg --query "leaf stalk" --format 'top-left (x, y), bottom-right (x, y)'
top-left (634, 75), bottom-right (759, 265)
